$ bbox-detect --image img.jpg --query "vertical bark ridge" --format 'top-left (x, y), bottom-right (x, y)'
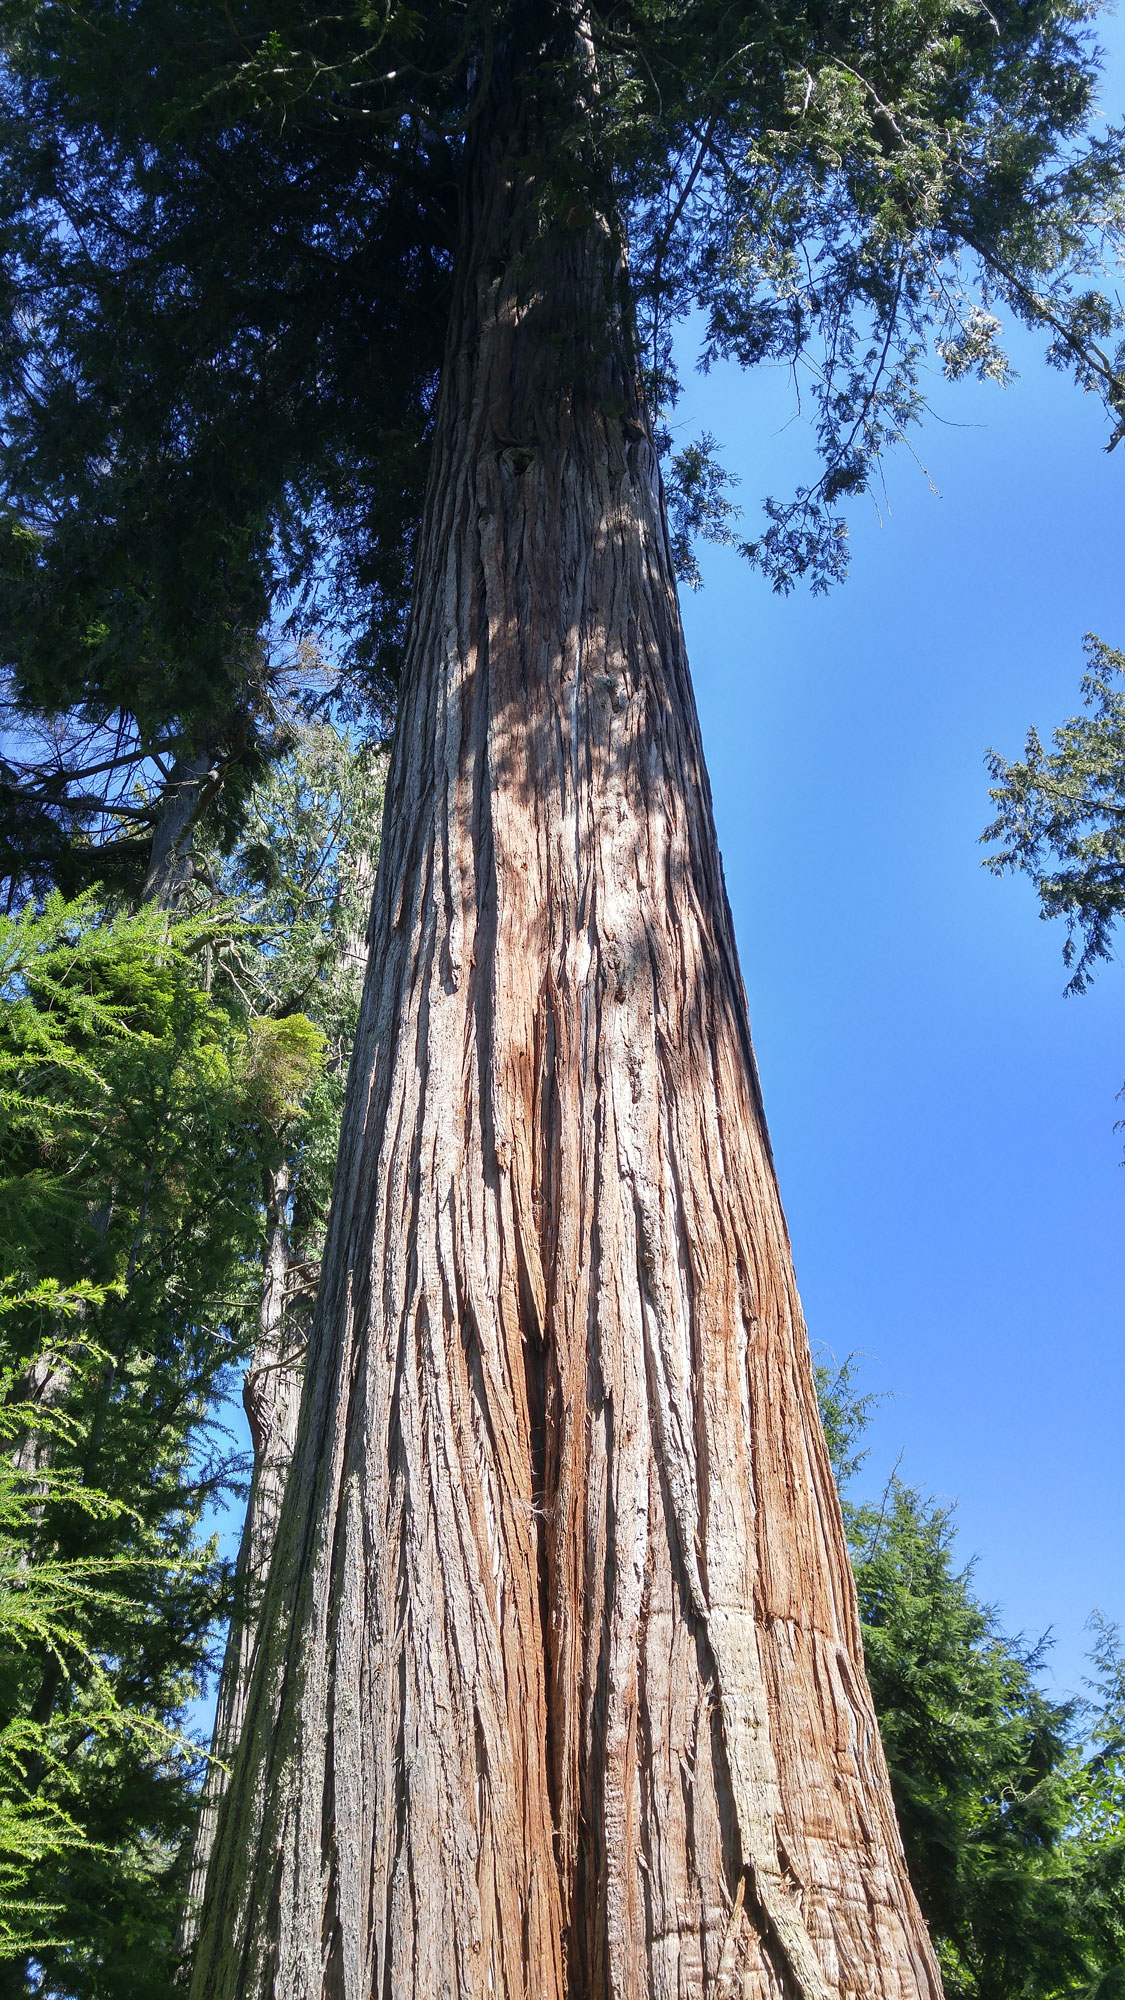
top-left (190, 35), bottom-right (943, 2000)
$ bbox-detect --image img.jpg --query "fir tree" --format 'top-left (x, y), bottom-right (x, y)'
top-left (0, 718), bottom-right (384, 1994)
top-left (819, 1357), bottom-right (1125, 1999)
top-left (0, 894), bottom-right (264, 1997)
top-left (984, 635), bottom-right (1125, 996)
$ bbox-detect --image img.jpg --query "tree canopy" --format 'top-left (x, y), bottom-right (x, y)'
top-left (0, 0), bottom-right (1122, 894)
top-left (984, 634), bottom-right (1125, 994)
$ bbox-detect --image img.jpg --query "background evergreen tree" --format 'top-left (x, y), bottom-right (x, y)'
top-left (179, 718), bottom-right (385, 1945)
top-left (0, 713), bottom-right (384, 1995)
top-left (819, 1359), bottom-right (1125, 1999)
top-left (0, 896), bottom-right (264, 1996)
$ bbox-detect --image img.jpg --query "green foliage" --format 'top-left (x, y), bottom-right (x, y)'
top-left (853, 1483), bottom-right (1084, 1997)
top-left (665, 432), bottom-right (742, 589)
top-left (605, 0), bottom-right (1125, 587)
top-left (209, 719), bottom-right (384, 1016)
top-left (818, 1356), bottom-right (1125, 1998)
top-left (0, 3), bottom-right (454, 741)
top-left (815, 1350), bottom-right (886, 1487)
top-left (1067, 1616), bottom-right (1125, 1991)
top-left (0, 0), bottom-right (1119, 868)
top-left (243, 1015), bottom-right (327, 1134)
top-left (0, 720), bottom-right (382, 1995)
top-left (0, 1332), bottom-right (134, 1963)
top-left (983, 635), bottom-right (1125, 993)
top-left (0, 894), bottom-right (271, 1997)
top-left (206, 717), bottom-right (386, 1242)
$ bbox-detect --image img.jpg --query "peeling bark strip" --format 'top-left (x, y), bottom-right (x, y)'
top-left (191, 20), bottom-right (943, 1999)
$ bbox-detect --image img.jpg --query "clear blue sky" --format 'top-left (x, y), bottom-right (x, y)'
top-left (675, 25), bottom-right (1125, 1701)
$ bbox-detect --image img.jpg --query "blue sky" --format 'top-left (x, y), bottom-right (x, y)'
top-left (675, 23), bottom-right (1125, 1700)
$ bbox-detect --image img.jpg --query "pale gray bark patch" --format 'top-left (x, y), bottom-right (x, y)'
top-left (10, 1353), bottom-right (74, 1489)
top-left (143, 745), bottom-right (222, 910)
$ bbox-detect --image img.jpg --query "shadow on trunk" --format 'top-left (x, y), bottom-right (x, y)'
top-left (186, 17), bottom-right (943, 1997)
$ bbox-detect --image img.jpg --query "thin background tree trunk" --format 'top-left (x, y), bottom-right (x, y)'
top-left (190, 17), bottom-right (943, 1996)
top-left (180, 779), bottom-right (381, 1964)
top-left (143, 740), bottom-right (221, 909)
top-left (178, 1158), bottom-right (305, 1959)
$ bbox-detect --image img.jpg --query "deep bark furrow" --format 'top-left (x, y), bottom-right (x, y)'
top-left (190, 40), bottom-right (942, 1999)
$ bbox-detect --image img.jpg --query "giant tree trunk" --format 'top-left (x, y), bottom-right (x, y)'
top-left (190, 27), bottom-right (942, 2000)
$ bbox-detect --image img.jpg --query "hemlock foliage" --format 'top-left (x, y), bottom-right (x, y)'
top-left (0, 718), bottom-right (383, 1996)
top-left (984, 635), bottom-right (1125, 994)
top-left (0, 895), bottom-right (264, 1998)
top-left (819, 1359), bottom-right (1125, 1998)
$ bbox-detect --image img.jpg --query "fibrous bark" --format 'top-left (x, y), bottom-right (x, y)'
top-left (190, 23), bottom-right (943, 1998)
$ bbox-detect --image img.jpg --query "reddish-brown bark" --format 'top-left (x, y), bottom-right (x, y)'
top-left (190, 28), bottom-right (943, 1998)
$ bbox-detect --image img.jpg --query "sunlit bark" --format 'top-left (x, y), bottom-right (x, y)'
top-left (190, 23), bottom-right (942, 1997)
